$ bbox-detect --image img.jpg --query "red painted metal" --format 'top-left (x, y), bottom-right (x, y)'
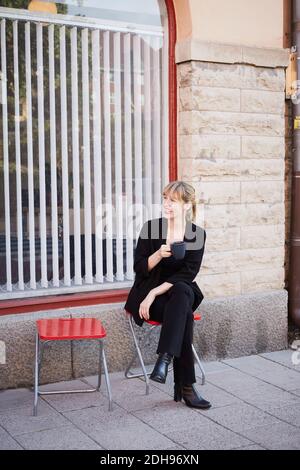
top-left (165, 0), bottom-right (178, 181)
top-left (0, 289), bottom-right (129, 316)
top-left (193, 313), bottom-right (201, 321)
top-left (36, 317), bottom-right (106, 341)
top-left (145, 312), bottom-right (202, 326)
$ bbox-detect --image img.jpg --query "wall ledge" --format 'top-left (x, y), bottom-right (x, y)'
top-left (0, 289), bottom-right (288, 389)
top-left (176, 38), bottom-right (290, 68)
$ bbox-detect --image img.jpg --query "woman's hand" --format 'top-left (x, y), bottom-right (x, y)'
top-left (159, 243), bottom-right (172, 259)
top-left (139, 290), bottom-right (156, 321)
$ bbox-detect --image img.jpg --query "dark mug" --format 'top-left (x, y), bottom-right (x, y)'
top-left (170, 241), bottom-right (186, 260)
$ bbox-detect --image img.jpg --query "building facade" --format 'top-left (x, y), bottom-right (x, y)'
top-left (0, 0), bottom-right (292, 388)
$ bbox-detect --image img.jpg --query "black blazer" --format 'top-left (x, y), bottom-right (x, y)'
top-left (124, 217), bottom-right (207, 326)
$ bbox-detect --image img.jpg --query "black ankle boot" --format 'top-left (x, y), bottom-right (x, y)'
top-left (174, 383), bottom-right (211, 409)
top-left (150, 353), bottom-right (173, 384)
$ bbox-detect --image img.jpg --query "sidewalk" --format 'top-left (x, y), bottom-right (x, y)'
top-left (0, 350), bottom-right (299, 450)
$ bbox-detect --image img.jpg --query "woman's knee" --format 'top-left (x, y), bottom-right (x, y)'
top-left (169, 281), bottom-right (194, 306)
top-left (170, 281), bottom-right (194, 297)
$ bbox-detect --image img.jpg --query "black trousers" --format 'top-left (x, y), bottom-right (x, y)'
top-left (149, 281), bottom-right (196, 385)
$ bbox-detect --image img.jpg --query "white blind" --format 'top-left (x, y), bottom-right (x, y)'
top-left (0, 9), bottom-right (169, 299)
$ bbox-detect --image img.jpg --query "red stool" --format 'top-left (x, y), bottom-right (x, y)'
top-left (124, 310), bottom-right (206, 395)
top-left (33, 317), bottom-right (112, 416)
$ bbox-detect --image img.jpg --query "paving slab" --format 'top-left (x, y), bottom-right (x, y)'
top-left (195, 402), bottom-right (281, 433)
top-left (198, 360), bottom-right (233, 374)
top-left (189, 382), bottom-right (243, 409)
top-left (84, 372), bottom-right (172, 412)
top-left (133, 400), bottom-right (211, 434)
top-left (261, 403), bottom-right (300, 428)
top-left (260, 350), bottom-right (300, 372)
top-left (0, 426), bottom-right (23, 450)
top-left (0, 400), bottom-right (68, 437)
top-left (40, 379), bottom-right (109, 413)
top-left (165, 421), bottom-right (253, 450)
top-left (14, 425), bottom-right (103, 450)
top-left (223, 355), bottom-right (300, 391)
top-left (0, 388), bottom-right (34, 412)
top-left (207, 367), bottom-right (299, 404)
top-left (64, 402), bottom-right (177, 450)
top-left (240, 421), bottom-right (300, 450)
top-left (231, 444), bottom-right (266, 450)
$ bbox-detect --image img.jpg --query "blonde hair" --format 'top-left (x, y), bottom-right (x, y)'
top-left (162, 180), bottom-right (197, 222)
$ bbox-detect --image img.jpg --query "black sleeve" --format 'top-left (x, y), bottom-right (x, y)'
top-left (166, 229), bottom-right (206, 285)
top-left (133, 221), bottom-right (151, 278)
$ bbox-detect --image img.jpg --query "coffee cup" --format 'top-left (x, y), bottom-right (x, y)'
top-left (170, 241), bottom-right (186, 260)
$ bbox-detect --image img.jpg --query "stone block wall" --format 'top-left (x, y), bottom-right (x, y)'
top-left (177, 55), bottom-right (289, 299)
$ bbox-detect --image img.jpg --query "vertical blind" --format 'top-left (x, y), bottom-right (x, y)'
top-left (0, 9), bottom-right (169, 299)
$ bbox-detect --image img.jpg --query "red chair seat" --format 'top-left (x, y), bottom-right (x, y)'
top-left (145, 320), bottom-right (162, 326)
top-left (36, 318), bottom-right (106, 341)
top-left (145, 312), bottom-right (201, 326)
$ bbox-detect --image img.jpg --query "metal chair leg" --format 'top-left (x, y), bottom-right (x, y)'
top-left (125, 316), bottom-right (174, 389)
top-left (125, 315), bottom-right (150, 395)
top-left (33, 332), bottom-right (40, 416)
top-left (101, 342), bottom-right (112, 411)
top-left (192, 343), bottom-right (206, 385)
top-left (125, 321), bottom-right (155, 378)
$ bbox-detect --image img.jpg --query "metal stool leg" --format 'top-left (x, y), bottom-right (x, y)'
top-left (192, 344), bottom-right (206, 385)
top-left (101, 341), bottom-right (112, 411)
top-left (125, 315), bottom-right (150, 395)
top-left (34, 338), bottom-right (111, 415)
top-left (97, 339), bottom-right (102, 391)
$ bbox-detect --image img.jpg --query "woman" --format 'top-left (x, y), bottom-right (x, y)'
top-left (124, 180), bottom-right (211, 409)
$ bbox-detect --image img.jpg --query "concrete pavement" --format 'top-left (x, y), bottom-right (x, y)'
top-left (0, 349), bottom-right (299, 450)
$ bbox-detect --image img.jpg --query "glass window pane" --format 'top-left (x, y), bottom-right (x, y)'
top-left (0, 1), bottom-right (169, 298)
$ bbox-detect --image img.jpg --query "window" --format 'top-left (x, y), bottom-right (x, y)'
top-left (0, 1), bottom-right (170, 300)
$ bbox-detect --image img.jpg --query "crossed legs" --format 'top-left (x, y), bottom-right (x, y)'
top-left (149, 281), bottom-right (196, 385)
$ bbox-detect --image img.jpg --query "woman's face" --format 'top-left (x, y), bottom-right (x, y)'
top-left (163, 193), bottom-right (189, 221)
